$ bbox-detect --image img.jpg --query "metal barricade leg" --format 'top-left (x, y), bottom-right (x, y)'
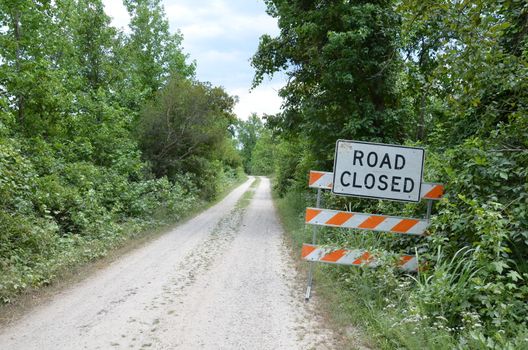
top-left (305, 189), bottom-right (322, 301)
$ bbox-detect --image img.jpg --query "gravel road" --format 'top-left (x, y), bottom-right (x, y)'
top-left (0, 177), bottom-right (337, 350)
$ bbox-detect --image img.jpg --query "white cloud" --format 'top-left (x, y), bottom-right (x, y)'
top-left (166, 1), bottom-right (278, 43)
top-left (231, 83), bottom-right (283, 120)
top-left (178, 14), bottom-right (276, 41)
top-left (102, 0), bottom-right (284, 120)
top-left (102, 0), bottom-right (130, 32)
top-left (200, 49), bottom-right (243, 63)
top-left (179, 23), bottom-right (226, 40)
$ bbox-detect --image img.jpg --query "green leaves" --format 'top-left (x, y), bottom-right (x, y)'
top-left (252, 0), bottom-right (406, 165)
top-left (235, 114), bottom-right (265, 174)
top-left (124, 0), bottom-right (195, 99)
top-left (254, 0), bottom-right (528, 347)
top-left (0, 0), bottom-right (239, 304)
top-left (137, 74), bottom-right (240, 199)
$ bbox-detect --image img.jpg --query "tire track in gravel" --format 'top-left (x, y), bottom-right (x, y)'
top-left (0, 178), bottom-right (255, 350)
top-left (144, 177), bottom-right (338, 350)
top-left (0, 177), bottom-right (340, 350)
top-left (114, 180), bottom-right (260, 349)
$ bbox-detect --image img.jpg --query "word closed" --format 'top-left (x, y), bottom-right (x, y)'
top-left (332, 140), bottom-right (425, 202)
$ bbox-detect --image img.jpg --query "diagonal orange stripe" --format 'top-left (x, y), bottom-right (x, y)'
top-left (321, 249), bottom-right (346, 262)
top-left (309, 171), bottom-right (325, 185)
top-left (301, 244), bottom-right (317, 258)
top-left (305, 208), bottom-right (322, 223)
top-left (398, 255), bottom-right (413, 266)
top-left (352, 252), bottom-right (372, 265)
top-left (424, 185), bottom-right (444, 199)
top-left (325, 212), bottom-right (354, 226)
top-left (391, 219), bottom-right (419, 233)
top-left (358, 216), bottom-right (386, 229)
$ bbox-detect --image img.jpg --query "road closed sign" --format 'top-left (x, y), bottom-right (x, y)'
top-left (332, 140), bottom-right (425, 202)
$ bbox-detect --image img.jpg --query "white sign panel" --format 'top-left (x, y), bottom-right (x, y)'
top-left (332, 140), bottom-right (424, 202)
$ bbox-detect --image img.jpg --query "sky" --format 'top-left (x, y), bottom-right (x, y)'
top-left (102, 0), bottom-right (285, 120)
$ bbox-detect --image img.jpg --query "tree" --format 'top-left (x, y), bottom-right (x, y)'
top-left (250, 128), bottom-right (275, 175)
top-left (252, 0), bottom-right (406, 167)
top-left (124, 0), bottom-right (194, 100)
top-left (0, 0), bottom-right (74, 136)
top-left (235, 113), bottom-right (265, 173)
top-left (399, 1), bottom-right (528, 332)
top-left (0, 0), bottom-right (244, 304)
top-left (138, 75), bottom-right (237, 180)
top-left (72, 0), bottom-right (117, 92)
top-left (250, 2), bottom-right (528, 345)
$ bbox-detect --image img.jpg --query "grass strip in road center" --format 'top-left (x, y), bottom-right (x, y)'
top-left (235, 177), bottom-right (261, 210)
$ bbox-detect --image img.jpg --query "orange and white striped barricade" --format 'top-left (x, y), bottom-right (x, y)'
top-left (304, 163), bottom-right (444, 299)
top-left (308, 171), bottom-right (444, 200)
top-left (301, 244), bottom-right (418, 272)
top-left (304, 170), bottom-right (442, 300)
top-left (305, 208), bottom-right (429, 236)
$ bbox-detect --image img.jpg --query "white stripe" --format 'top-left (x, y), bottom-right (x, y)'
top-left (341, 214), bottom-right (367, 228)
top-left (305, 248), bottom-right (325, 261)
top-left (336, 250), bottom-right (366, 265)
top-left (401, 258), bottom-right (418, 272)
top-left (303, 245), bottom-right (410, 270)
top-left (407, 220), bottom-right (429, 235)
top-left (309, 172), bottom-right (333, 189)
top-left (311, 211), bottom-right (334, 225)
top-left (376, 217), bottom-right (399, 232)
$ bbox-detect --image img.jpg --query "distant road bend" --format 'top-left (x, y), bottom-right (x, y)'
top-left (0, 177), bottom-right (337, 349)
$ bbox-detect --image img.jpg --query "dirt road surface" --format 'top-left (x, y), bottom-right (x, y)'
top-left (0, 177), bottom-right (338, 349)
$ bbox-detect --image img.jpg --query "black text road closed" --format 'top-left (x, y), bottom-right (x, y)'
top-left (332, 140), bottom-right (425, 202)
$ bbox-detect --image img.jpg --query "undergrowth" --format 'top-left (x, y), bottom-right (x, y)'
top-left (0, 147), bottom-right (245, 304)
top-left (274, 188), bottom-right (528, 350)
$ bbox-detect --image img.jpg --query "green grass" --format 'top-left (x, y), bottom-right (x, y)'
top-left (274, 187), bottom-right (528, 349)
top-left (273, 189), bottom-right (461, 350)
top-left (235, 176), bottom-right (260, 210)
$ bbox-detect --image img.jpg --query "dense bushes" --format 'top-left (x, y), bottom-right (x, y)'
top-left (265, 113), bottom-right (528, 349)
top-left (0, 134), bottom-right (241, 303)
top-left (252, 0), bottom-right (527, 348)
top-left (0, 1), bottom-right (243, 303)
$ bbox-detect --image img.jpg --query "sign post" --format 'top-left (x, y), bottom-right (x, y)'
top-left (305, 188), bottom-right (322, 301)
